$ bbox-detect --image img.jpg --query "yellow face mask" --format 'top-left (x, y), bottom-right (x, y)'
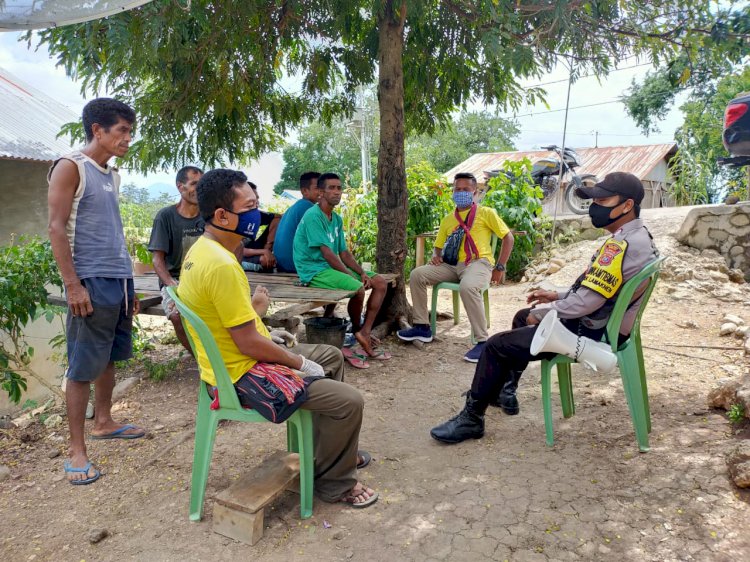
top-left (580, 238), bottom-right (628, 298)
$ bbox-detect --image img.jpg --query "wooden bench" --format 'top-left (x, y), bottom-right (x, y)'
top-left (49, 271), bottom-right (399, 330)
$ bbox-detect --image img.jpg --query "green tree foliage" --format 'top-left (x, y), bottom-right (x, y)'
top-left (405, 111), bottom-right (519, 173)
top-left (342, 161), bottom-right (453, 275)
top-left (29, 1), bottom-right (748, 317)
top-left (482, 160), bottom-right (547, 280)
top-left (622, 5), bottom-right (749, 134)
top-left (668, 68), bottom-right (750, 204)
top-left (274, 120), bottom-right (371, 194)
top-left (0, 237), bottom-right (64, 403)
top-left (275, 109), bottom-right (518, 194)
top-left (119, 182), bottom-right (174, 263)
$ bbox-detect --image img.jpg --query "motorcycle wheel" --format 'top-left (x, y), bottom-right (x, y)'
top-left (565, 174), bottom-right (597, 215)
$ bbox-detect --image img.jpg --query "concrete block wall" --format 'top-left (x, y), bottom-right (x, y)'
top-left (0, 159), bottom-right (50, 244)
top-left (676, 203), bottom-right (750, 282)
top-left (0, 314), bottom-right (65, 416)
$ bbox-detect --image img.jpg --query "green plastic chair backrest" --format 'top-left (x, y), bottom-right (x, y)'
top-left (605, 256), bottom-right (666, 351)
top-left (166, 286), bottom-right (244, 412)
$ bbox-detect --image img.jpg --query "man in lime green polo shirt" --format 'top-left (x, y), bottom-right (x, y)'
top-left (293, 173), bottom-right (388, 358)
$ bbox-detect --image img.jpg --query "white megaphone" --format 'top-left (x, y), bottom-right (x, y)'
top-left (530, 310), bottom-right (618, 374)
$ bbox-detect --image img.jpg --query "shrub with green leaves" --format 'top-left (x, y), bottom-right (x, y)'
top-left (482, 159), bottom-right (548, 280)
top-left (342, 161), bottom-right (452, 275)
top-left (119, 183), bottom-right (176, 265)
top-left (0, 236), bottom-right (64, 403)
top-left (728, 403), bottom-right (746, 425)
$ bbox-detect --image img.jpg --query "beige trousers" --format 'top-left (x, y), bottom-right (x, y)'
top-left (292, 344), bottom-right (362, 502)
top-left (409, 258), bottom-right (493, 341)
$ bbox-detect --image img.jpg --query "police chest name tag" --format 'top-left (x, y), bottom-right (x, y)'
top-left (580, 238), bottom-right (628, 298)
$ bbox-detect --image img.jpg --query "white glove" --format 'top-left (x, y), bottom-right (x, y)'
top-left (270, 330), bottom-right (297, 348)
top-left (299, 357), bottom-right (325, 378)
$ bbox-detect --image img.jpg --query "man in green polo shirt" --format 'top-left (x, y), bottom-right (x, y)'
top-left (293, 173), bottom-right (388, 358)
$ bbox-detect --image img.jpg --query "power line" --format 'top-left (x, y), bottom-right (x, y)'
top-left (511, 99), bottom-right (619, 117)
top-left (520, 128), bottom-right (674, 139)
top-left (508, 81), bottom-right (694, 118)
top-left (522, 61), bottom-right (653, 90)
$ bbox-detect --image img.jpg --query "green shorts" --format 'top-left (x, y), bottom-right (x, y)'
top-left (309, 268), bottom-right (375, 291)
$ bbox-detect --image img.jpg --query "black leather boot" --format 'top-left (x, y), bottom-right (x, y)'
top-left (492, 370), bottom-right (522, 415)
top-left (430, 394), bottom-right (487, 443)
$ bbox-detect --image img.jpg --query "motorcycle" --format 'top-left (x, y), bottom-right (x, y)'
top-left (485, 145), bottom-right (598, 215)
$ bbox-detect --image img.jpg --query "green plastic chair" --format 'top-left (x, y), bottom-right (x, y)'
top-left (166, 287), bottom-right (314, 522)
top-left (430, 235), bottom-right (498, 343)
top-left (539, 256), bottom-right (666, 452)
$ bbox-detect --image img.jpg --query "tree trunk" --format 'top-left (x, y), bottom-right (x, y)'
top-left (375, 1), bottom-right (410, 326)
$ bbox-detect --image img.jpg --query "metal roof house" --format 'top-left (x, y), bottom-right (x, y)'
top-left (280, 189), bottom-right (302, 201)
top-left (444, 143), bottom-right (679, 215)
top-left (0, 67), bottom-right (78, 242)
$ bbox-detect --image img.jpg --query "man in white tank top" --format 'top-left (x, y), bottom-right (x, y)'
top-left (48, 98), bottom-right (146, 485)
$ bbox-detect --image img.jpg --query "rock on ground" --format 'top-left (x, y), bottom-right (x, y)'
top-left (707, 375), bottom-right (750, 418)
top-left (727, 443), bottom-right (750, 488)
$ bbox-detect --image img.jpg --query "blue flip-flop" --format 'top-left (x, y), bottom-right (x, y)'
top-left (90, 423), bottom-right (146, 440)
top-left (64, 460), bottom-right (101, 485)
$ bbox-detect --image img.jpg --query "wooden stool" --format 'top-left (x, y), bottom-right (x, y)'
top-left (212, 451), bottom-right (302, 545)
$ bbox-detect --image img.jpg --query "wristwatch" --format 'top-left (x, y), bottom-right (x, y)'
top-left (494, 263), bottom-right (506, 272)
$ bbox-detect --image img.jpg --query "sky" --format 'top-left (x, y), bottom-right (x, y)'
top-left (0, 30), bottom-right (688, 202)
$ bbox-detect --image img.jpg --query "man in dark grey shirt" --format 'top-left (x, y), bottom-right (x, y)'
top-left (148, 166), bottom-right (204, 352)
top-left (431, 172), bottom-right (659, 444)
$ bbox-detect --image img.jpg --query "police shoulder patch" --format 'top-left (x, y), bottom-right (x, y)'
top-left (580, 238), bottom-right (628, 298)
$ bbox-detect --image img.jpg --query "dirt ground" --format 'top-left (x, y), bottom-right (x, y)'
top-left (2, 206), bottom-right (750, 561)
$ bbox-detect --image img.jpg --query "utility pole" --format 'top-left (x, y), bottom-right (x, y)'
top-left (347, 87), bottom-right (372, 191)
top-left (593, 130), bottom-right (599, 148)
top-left (550, 60), bottom-right (574, 242)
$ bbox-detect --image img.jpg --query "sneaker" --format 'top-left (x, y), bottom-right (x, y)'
top-left (397, 324), bottom-right (433, 343)
top-left (463, 342), bottom-right (486, 363)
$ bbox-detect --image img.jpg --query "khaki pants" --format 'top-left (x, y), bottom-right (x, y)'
top-left (292, 344), bottom-right (362, 502)
top-left (409, 258), bottom-right (493, 341)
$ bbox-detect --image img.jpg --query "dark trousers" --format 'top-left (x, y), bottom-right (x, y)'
top-left (470, 308), bottom-right (607, 405)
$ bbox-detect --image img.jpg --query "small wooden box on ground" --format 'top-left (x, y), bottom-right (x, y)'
top-left (212, 451), bottom-right (301, 545)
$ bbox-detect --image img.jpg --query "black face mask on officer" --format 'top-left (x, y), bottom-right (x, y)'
top-left (588, 197), bottom-right (633, 229)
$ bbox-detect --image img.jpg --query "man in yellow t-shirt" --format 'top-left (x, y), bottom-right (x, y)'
top-left (398, 172), bottom-right (514, 363)
top-left (178, 169), bottom-right (378, 508)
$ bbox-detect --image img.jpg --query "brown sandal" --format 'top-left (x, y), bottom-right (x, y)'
top-left (340, 483), bottom-right (379, 508)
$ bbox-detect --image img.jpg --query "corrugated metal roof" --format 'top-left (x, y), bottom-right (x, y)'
top-left (444, 143), bottom-right (678, 184)
top-left (0, 67), bottom-right (78, 162)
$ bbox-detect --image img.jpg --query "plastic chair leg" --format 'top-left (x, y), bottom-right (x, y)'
top-left (189, 395), bottom-right (219, 521)
top-left (633, 332), bottom-right (651, 433)
top-left (430, 286), bottom-right (440, 335)
top-left (294, 411), bottom-right (314, 519)
top-left (541, 361), bottom-right (554, 447)
top-left (483, 289), bottom-right (490, 329)
top-left (639, 366), bottom-right (652, 434)
top-left (557, 363), bottom-right (575, 418)
top-left (287, 421), bottom-right (299, 453)
top-left (618, 347), bottom-right (650, 452)
top-left (452, 290), bottom-right (461, 325)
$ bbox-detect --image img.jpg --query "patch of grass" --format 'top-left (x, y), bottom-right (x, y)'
top-left (143, 355), bottom-right (182, 382)
top-left (728, 403), bottom-right (746, 424)
top-left (21, 399), bottom-right (38, 411)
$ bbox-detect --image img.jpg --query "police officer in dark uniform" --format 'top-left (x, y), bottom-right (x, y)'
top-left (431, 172), bottom-right (659, 444)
